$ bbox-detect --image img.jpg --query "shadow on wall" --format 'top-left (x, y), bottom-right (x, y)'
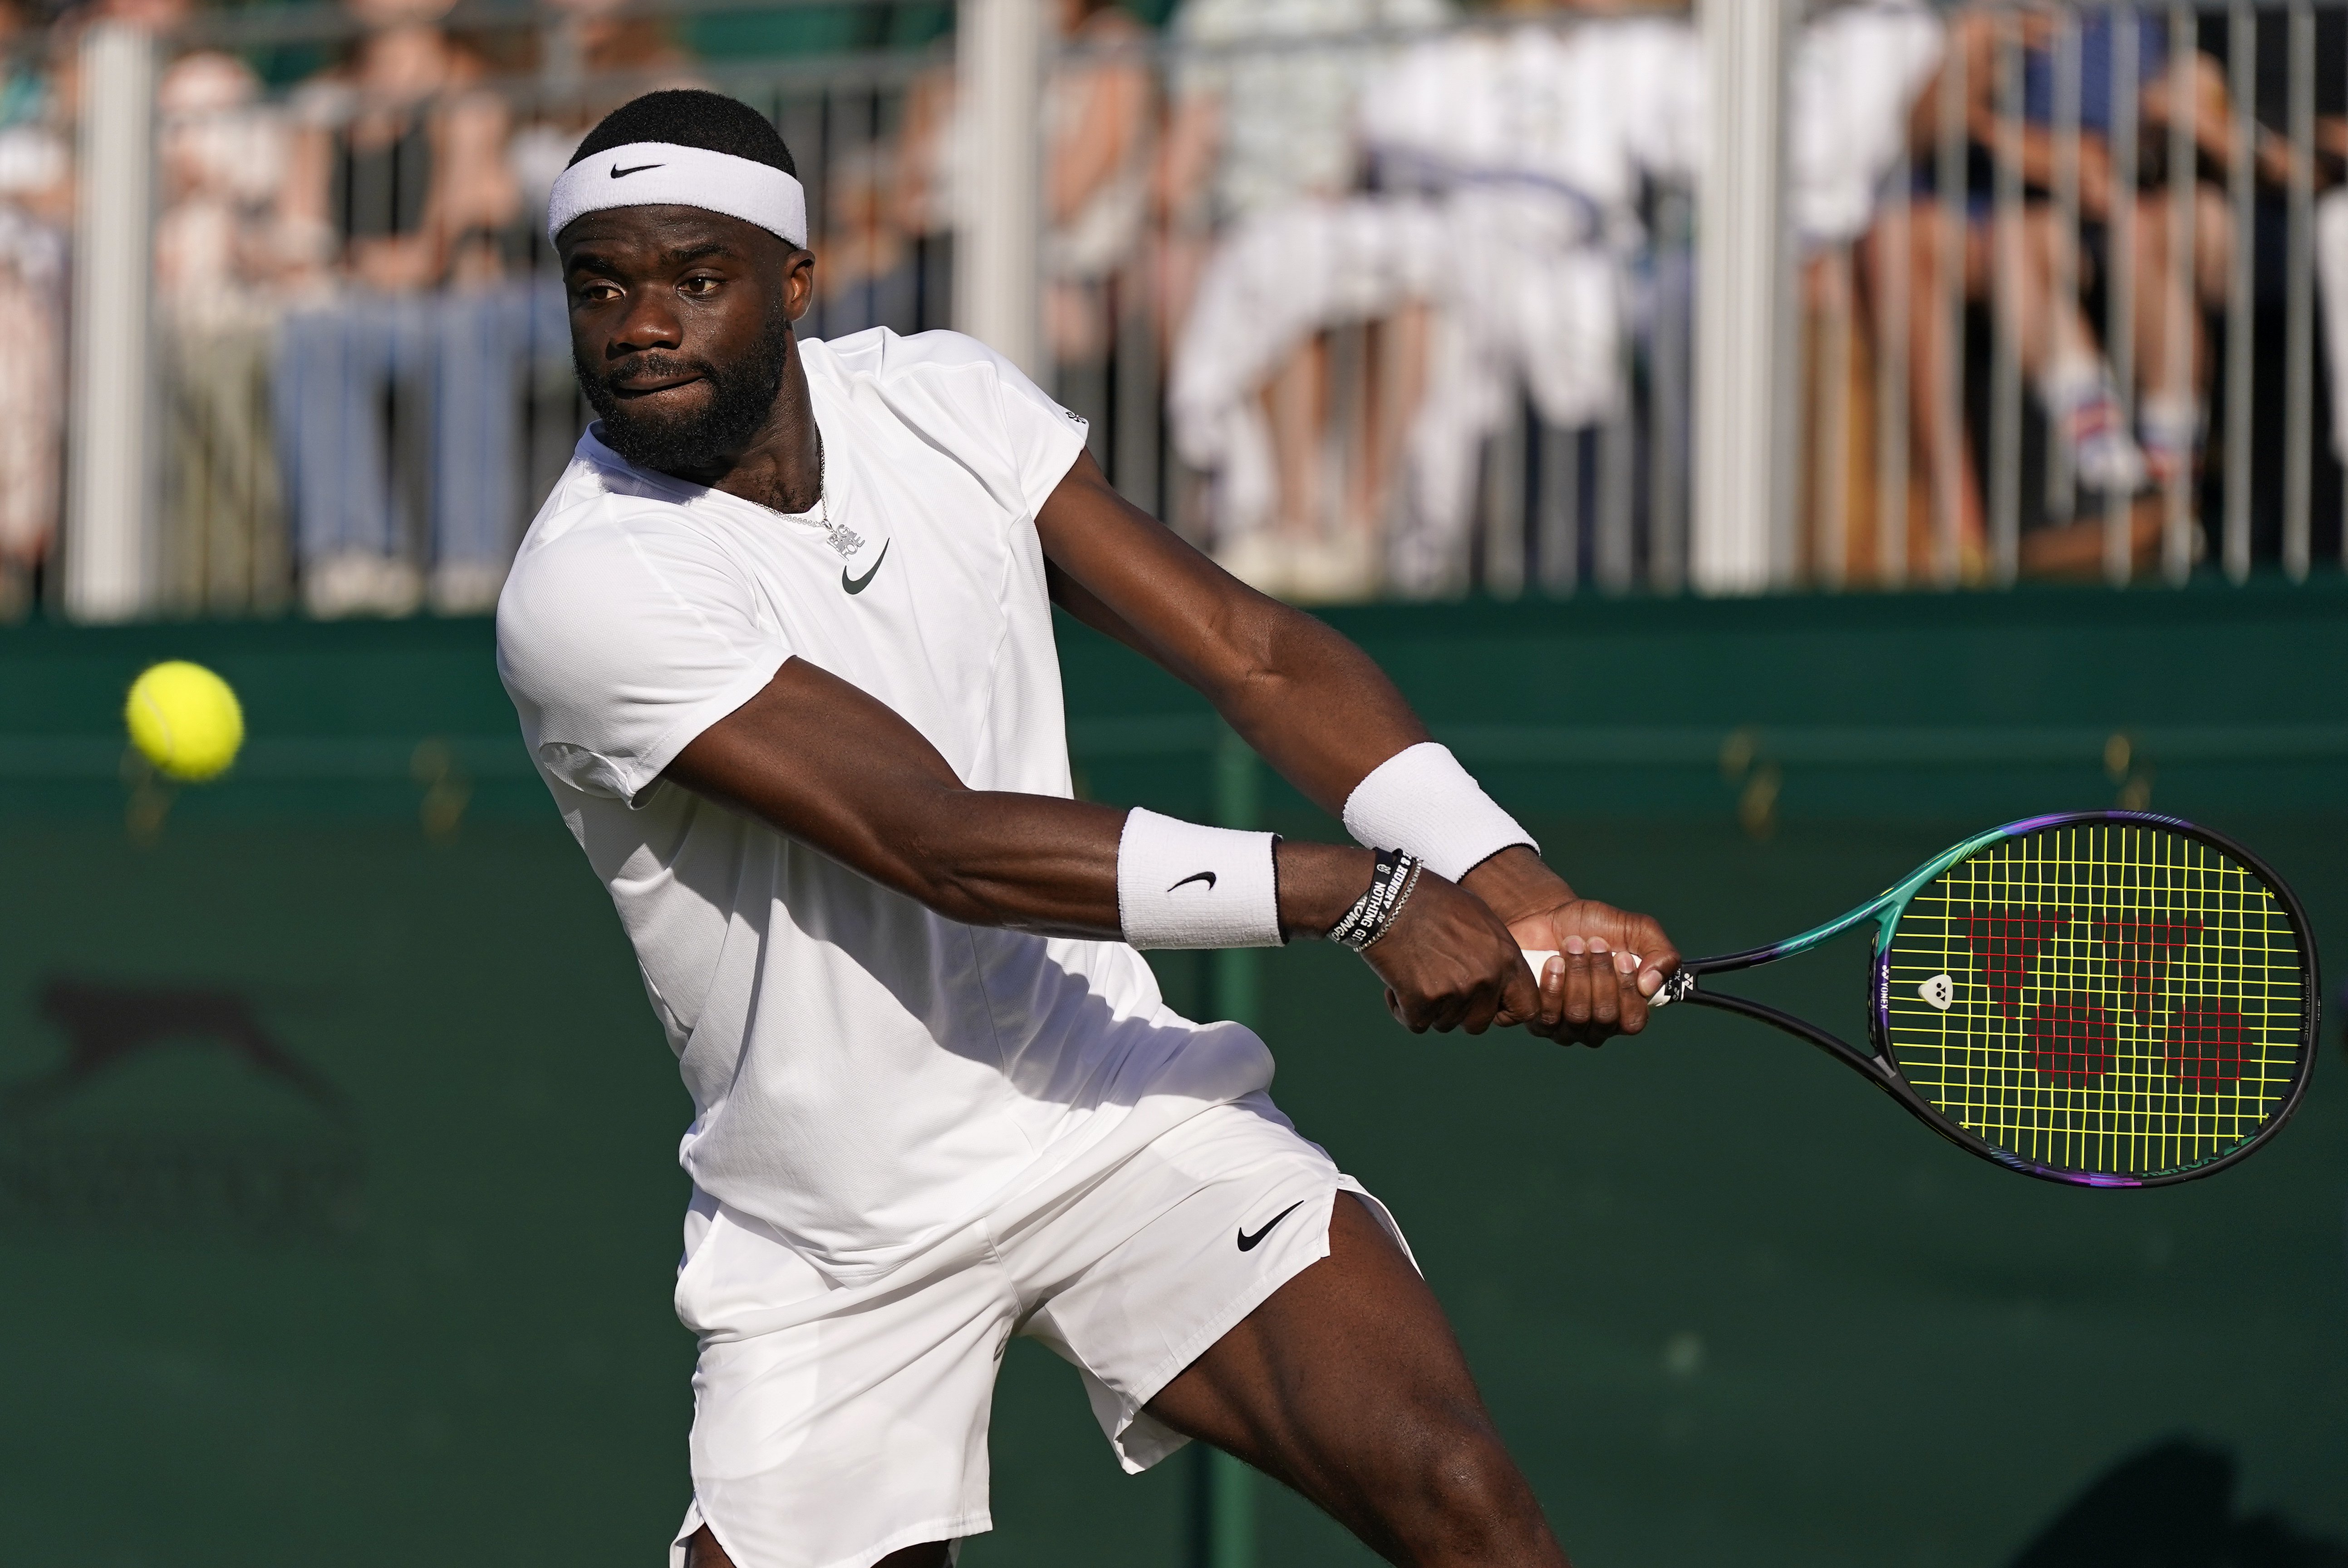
top-left (2010, 1439), bottom-right (2348, 1568)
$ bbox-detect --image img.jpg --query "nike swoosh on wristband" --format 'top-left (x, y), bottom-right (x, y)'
top-left (609, 162), bottom-right (664, 178)
top-left (1168, 870), bottom-right (1217, 893)
top-left (841, 541), bottom-right (889, 595)
top-left (1236, 1200), bottom-right (1304, 1252)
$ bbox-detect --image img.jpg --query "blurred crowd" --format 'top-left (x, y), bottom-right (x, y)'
top-left (0, 0), bottom-right (712, 619)
top-left (3, 0), bottom-right (2347, 620)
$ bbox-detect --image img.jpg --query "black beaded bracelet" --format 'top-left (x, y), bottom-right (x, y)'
top-left (1328, 850), bottom-right (1424, 952)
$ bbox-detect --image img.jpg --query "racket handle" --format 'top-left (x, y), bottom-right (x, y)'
top-left (1519, 949), bottom-right (1671, 1009)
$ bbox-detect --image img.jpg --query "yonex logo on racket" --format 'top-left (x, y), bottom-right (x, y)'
top-left (1953, 909), bottom-right (2063, 1009)
top-left (1659, 812), bottom-right (2316, 1187)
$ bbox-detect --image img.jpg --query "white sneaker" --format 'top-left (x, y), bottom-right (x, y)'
top-left (2073, 422), bottom-right (2150, 496)
top-left (1213, 531), bottom-right (1297, 598)
top-left (2043, 356), bottom-right (2149, 496)
top-left (1286, 532), bottom-right (1383, 603)
top-left (430, 560), bottom-right (507, 616)
top-left (303, 552), bottom-right (422, 619)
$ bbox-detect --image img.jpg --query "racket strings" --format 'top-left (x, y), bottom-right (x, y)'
top-left (1882, 821), bottom-right (2304, 1180)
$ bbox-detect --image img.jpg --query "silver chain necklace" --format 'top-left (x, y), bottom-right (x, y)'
top-left (800, 426), bottom-right (865, 558)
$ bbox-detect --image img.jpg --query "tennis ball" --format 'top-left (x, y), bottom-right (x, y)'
top-left (125, 661), bottom-right (244, 782)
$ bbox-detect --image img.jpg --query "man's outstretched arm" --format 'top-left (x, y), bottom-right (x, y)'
top-left (665, 654), bottom-right (1541, 1034)
top-left (1034, 451), bottom-right (1678, 1041)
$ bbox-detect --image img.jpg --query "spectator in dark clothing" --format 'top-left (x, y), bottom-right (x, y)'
top-left (275, 0), bottom-right (535, 617)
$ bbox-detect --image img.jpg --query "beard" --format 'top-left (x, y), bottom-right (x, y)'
top-left (575, 303), bottom-right (795, 476)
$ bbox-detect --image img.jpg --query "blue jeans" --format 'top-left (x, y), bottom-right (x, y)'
top-left (275, 282), bottom-right (566, 571)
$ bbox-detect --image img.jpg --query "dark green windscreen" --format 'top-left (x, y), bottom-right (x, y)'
top-left (5, 590), bottom-right (2347, 1566)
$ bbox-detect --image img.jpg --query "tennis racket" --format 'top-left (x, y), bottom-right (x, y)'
top-left (1523, 811), bottom-right (2319, 1186)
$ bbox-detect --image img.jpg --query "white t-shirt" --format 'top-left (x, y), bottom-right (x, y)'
top-left (496, 329), bottom-right (1272, 1283)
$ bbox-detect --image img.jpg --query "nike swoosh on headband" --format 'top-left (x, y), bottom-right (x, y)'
top-left (549, 142), bottom-right (809, 247)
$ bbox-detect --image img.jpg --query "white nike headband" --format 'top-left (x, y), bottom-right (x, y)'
top-left (547, 140), bottom-right (809, 247)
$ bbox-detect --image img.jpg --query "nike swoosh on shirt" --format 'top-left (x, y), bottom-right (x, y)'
top-left (842, 541), bottom-right (889, 595)
top-left (609, 162), bottom-right (665, 178)
top-left (1168, 870), bottom-right (1217, 893)
top-left (1236, 1200), bottom-right (1304, 1253)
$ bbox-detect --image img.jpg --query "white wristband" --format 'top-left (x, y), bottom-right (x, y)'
top-left (1341, 742), bottom-right (1537, 882)
top-left (1116, 807), bottom-right (1284, 949)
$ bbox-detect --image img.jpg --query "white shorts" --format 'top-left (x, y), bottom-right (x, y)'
top-left (665, 1092), bottom-right (1413, 1568)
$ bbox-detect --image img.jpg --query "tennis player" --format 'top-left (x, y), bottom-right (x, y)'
top-left (497, 89), bottom-right (1679, 1568)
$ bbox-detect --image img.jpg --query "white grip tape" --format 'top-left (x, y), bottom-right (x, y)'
top-left (1341, 742), bottom-right (1537, 882)
top-left (1117, 807), bottom-right (1283, 950)
top-left (1520, 949), bottom-right (1671, 1008)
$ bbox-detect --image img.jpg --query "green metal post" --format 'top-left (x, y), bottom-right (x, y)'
top-left (1196, 723), bottom-right (1258, 1568)
top-left (1203, 1449), bottom-right (1255, 1568)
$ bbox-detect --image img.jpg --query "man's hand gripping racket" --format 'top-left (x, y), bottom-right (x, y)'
top-left (1525, 811), bottom-right (2320, 1187)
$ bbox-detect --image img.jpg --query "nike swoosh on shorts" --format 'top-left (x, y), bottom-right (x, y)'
top-left (1236, 1200), bottom-right (1305, 1252)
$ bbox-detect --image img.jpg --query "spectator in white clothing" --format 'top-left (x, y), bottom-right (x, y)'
top-left (156, 49), bottom-right (295, 614)
top-left (1163, 0), bottom-right (1449, 600)
top-left (1169, 0), bottom-right (1698, 598)
top-left (1362, 0), bottom-right (1699, 593)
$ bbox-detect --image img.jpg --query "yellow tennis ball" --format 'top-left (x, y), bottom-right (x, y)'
top-left (125, 661), bottom-right (244, 782)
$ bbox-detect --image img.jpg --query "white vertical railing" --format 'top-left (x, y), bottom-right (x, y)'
top-left (954, 0), bottom-right (1044, 376)
top-left (64, 21), bottom-right (157, 623)
top-left (45, 0), bottom-right (2348, 620)
top-left (2284, 0), bottom-right (2316, 582)
top-left (1693, 0), bottom-right (1793, 595)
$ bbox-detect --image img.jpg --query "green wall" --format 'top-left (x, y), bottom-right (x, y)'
top-left (1, 585), bottom-right (2342, 1566)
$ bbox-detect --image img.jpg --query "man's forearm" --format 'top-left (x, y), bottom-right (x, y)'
top-left (1034, 458), bottom-right (1431, 817)
top-left (883, 789), bottom-right (1377, 944)
top-left (1194, 601), bottom-right (1433, 817)
top-left (666, 654), bottom-right (1393, 946)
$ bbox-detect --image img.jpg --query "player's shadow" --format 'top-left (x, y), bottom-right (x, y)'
top-left (2008, 1438), bottom-right (2347, 1568)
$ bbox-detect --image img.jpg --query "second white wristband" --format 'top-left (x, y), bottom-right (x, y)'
top-left (1341, 741), bottom-right (1537, 882)
top-left (1116, 807), bottom-right (1284, 949)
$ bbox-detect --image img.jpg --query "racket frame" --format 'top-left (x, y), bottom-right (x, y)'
top-left (1664, 811), bottom-right (2322, 1187)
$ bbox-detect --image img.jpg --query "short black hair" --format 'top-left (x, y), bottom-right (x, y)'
top-left (569, 89), bottom-right (797, 178)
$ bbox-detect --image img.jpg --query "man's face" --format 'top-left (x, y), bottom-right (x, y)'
top-left (560, 206), bottom-right (815, 478)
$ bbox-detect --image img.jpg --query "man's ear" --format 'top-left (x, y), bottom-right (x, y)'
top-left (784, 246), bottom-right (816, 323)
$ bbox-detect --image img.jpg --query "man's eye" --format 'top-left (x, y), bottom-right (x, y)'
top-left (682, 275), bottom-right (721, 295)
top-left (575, 282), bottom-right (620, 305)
